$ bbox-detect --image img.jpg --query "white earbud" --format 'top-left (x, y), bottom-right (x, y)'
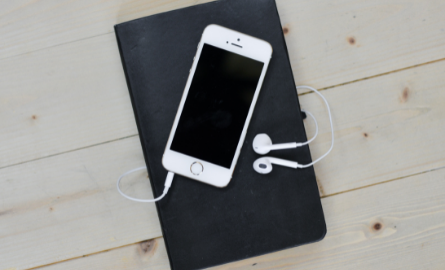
top-left (253, 134), bottom-right (302, 155)
top-left (253, 157), bottom-right (301, 174)
top-left (253, 110), bottom-right (318, 155)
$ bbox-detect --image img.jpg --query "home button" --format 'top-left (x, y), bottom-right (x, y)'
top-left (190, 162), bottom-right (203, 175)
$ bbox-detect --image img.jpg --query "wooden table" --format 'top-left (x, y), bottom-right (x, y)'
top-left (1, 0), bottom-right (444, 269)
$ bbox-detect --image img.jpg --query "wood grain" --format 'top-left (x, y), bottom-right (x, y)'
top-left (0, 0), bottom-right (213, 60)
top-left (0, 136), bottom-right (163, 270)
top-left (40, 238), bottom-right (170, 270)
top-left (0, 34), bottom-right (136, 168)
top-left (2, 0), bottom-right (445, 90)
top-left (277, 0), bottom-right (445, 88)
top-left (39, 167), bottom-right (445, 270)
top-left (1, 59), bottom-right (445, 270)
top-left (297, 59), bottom-right (445, 195)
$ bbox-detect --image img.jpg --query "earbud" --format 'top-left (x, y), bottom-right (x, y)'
top-left (253, 157), bottom-right (301, 174)
top-left (253, 134), bottom-right (301, 155)
top-left (252, 110), bottom-right (318, 155)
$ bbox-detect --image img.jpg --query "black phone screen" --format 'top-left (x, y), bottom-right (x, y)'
top-left (170, 44), bottom-right (264, 168)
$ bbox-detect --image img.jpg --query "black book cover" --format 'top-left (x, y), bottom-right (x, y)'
top-left (114, 0), bottom-right (326, 269)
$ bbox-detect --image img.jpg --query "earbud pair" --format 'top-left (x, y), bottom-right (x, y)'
top-left (252, 134), bottom-right (304, 174)
top-left (252, 85), bottom-right (335, 174)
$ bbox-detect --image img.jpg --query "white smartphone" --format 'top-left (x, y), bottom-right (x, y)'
top-left (162, 24), bottom-right (272, 188)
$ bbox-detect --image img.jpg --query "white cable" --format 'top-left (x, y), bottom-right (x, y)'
top-left (299, 110), bottom-right (318, 146)
top-left (117, 166), bottom-right (174, 203)
top-left (296, 85), bottom-right (334, 168)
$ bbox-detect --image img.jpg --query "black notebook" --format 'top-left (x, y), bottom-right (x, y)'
top-left (114, 0), bottom-right (326, 269)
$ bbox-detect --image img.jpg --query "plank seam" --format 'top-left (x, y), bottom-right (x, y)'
top-left (0, 134), bottom-right (138, 170)
top-left (0, 31), bottom-right (112, 62)
top-left (321, 165), bottom-right (445, 199)
top-left (28, 237), bottom-right (164, 270)
top-left (299, 57), bottom-right (445, 96)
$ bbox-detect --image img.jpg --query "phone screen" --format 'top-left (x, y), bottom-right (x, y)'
top-left (170, 44), bottom-right (264, 168)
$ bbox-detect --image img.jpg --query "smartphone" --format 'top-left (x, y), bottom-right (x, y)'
top-left (162, 24), bottom-right (272, 187)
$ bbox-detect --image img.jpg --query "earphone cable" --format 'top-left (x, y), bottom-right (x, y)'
top-left (299, 110), bottom-right (318, 146)
top-left (296, 85), bottom-right (334, 168)
top-left (117, 166), bottom-right (174, 203)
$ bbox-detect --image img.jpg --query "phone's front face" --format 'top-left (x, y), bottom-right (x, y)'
top-left (163, 25), bottom-right (272, 187)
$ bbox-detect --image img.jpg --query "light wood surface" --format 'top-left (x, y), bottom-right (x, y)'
top-left (42, 238), bottom-right (170, 270)
top-left (1, 0), bottom-right (444, 269)
top-left (41, 167), bottom-right (445, 270)
top-left (0, 0), bottom-right (213, 60)
top-left (2, 0), bottom-right (444, 88)
top-left (298, 59), bottom-right (445, 195)
top-left (0, 137), bottom-right (163, 270)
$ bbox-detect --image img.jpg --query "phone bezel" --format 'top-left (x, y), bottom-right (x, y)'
top-left (162, 24), bottom-right (272, 188)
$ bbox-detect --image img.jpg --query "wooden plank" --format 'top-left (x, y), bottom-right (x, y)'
top-left (40, 238), bottom-right (170, 270)
top-left (2, 0), bottom-right (445, 167)
top-left (297, 59), bottom-right (445, 195)
top-left (2, 60), bottom-right (445, 269)
top-left (0, 34), bottom-right (137, 168)
top-left (1, 0), bottom-right (444, 87)
top-left (0, 0), bottom-right (213, 60)
top-left (0, 136), bottom-right (163, 270)
top-left (278, 0), bottom-right (445, 88)
top-left (39, 167), bottom-right (445, 270)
